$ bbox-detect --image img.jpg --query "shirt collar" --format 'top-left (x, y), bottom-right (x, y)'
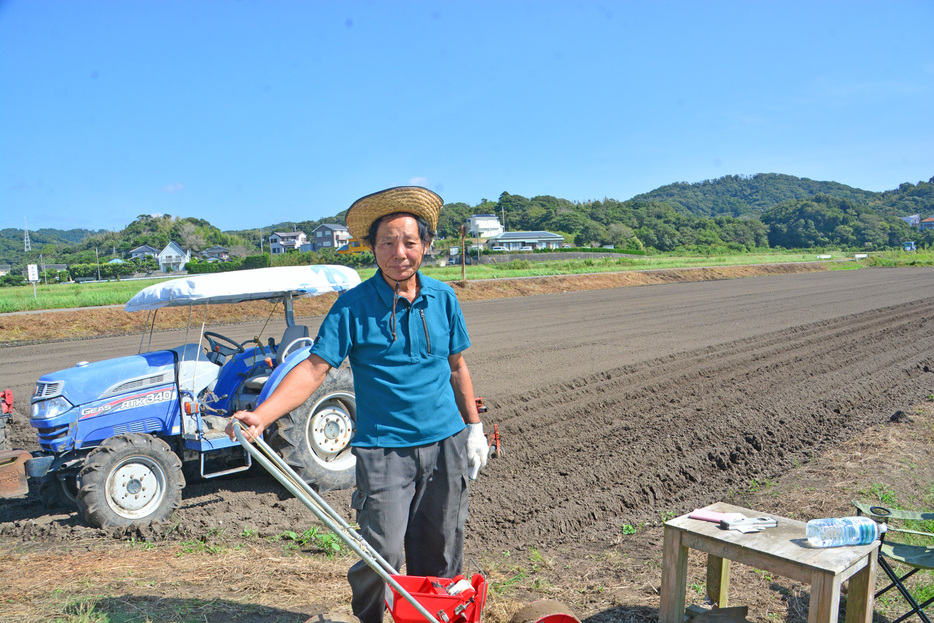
top-left (372, 269), bottom-right (434, 308)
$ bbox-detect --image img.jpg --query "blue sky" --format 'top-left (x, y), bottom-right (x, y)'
top-left (2, 1), bottom-right (932, 233)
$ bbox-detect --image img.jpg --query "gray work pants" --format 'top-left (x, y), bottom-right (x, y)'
top-left (348, 427), bottom-right (469, 623)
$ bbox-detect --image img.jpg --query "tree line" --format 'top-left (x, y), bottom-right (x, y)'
top-left (2, 174), bottom-right (933, 286)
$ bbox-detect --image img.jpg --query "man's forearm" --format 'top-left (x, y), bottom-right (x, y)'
top-left (254, 355), bottom-right (331, 427)
top-left (449, 355), bottom-right (481, 424)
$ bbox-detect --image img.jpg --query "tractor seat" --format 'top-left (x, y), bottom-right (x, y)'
top-left (241, 325), bottom-right (310, 392)
top-left (276, 324), bottom-right (311, 365)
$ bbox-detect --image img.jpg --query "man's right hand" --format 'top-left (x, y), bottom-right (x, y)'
top-left (227, 411), bottom-right (266, 443)
top-left (466, 422), bottom-right (489, 479)
top-left (225, 355), bottom-right (332, 443)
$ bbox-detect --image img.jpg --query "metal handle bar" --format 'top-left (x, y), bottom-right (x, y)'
top-left (232, 422), bottom-right (443, 623)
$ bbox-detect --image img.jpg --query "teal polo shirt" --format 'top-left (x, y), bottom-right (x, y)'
top-left (309, 270), bottom-right (471, 448)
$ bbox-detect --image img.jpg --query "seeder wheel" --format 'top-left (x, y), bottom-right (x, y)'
top-left (304, 612), bottom-right (361, 623)
top-left (509, 600), bottom-right (581, 623)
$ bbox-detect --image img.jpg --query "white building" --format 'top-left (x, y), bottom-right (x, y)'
top-left (269, 231), bottom-right (308, 255)
top-left (310, 224), bottom-right (351, 252)
top-left (485, 231), bottom-right (565, 251)
top-left (902, 214), bottom-right (921, 227)
top-left (201, 246), bottom-right (230, 261)
top-left (158, 242), bottom-right (191, 272)
top-left (466, 214), bottom-right (504, 239)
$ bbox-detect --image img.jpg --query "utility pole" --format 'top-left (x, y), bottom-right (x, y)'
top-left (459, 224), bottom-right (467, 283)
top-left (95, 247), bottom-right (101, 281)
top-left (24, 217), bottom-right (31, 252)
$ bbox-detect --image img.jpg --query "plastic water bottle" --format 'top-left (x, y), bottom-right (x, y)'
top-left (806, 517), bottom-right (886, 547)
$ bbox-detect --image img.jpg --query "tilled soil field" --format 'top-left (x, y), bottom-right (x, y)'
top-left (3, 266), bottom-right (934, 622)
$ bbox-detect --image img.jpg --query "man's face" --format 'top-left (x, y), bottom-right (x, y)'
top-left (373, 214), bottom-right (425, 283)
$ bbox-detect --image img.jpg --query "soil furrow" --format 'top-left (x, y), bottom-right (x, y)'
top-left (5, 267), bottom-right (934, 560)
top-left (465, 298), bottom-right (934, 549)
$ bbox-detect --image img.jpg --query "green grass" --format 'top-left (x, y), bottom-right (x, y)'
top-left (866, 249), bottom-right (934, 268)
top-left (421, 250), bottom-right (853, 283)
top-left (858, 487), bottom-right (934, 615)
top-left (52, 595), bottom-right (294, 623)
top-left (487, 548), bottom-right (550, 595)
top-left (5, 248), bottom-right (931, 314)
top-left (273, 527), bottom-right (348, 557)
top-left (865, 483), bottom-right (898, 506)
top-left (0, 277), bottom-right (178, 313)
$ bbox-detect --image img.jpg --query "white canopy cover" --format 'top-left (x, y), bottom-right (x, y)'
top-left (125, 264), bottom-right (362, 311)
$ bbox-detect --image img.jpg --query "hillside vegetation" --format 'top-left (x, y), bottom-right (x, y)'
top-left (2, 173), bottom-right (933, 283)
top-left (629, 173), bottom-right (880, 218)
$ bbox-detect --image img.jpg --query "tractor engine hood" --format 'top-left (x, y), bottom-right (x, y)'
top-left (33, 351), bottom-right (177, 408)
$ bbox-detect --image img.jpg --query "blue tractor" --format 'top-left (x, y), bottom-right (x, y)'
top-left (26, 265), bottom-right (361, 529)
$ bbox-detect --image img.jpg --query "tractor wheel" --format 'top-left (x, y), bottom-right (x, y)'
top-left (76, 433), bottom-right (185, 529)
top-left (38, 472), bottom-right (79, 510)
top-left (509, 601), bottom-right (582, 623)
top-left (267, 365), bottom-right (356, 491)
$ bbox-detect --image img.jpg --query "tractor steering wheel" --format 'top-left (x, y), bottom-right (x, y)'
top-left (203, 331), bottom-right (246, 363)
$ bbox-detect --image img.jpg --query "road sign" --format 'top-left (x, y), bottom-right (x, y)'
top-left (27, 264), bottom-right (39, 282)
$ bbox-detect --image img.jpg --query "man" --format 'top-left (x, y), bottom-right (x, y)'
top-left (229, 186), bottom-right (488, 623)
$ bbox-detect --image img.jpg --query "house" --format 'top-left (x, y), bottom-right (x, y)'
top-left (0, 265), bottom-right (11, 277)
top-left (129, 244), bottom-right (160, 260)
top-left (310, 224), bottom-right (351, 252)
top-left (485, 231), bottom-right (565, 251)
top-left (901, 214), bottom-right (921, 227)
top-left (921, 217), bottom-right (934, 231)
top-left (158, 241), bottom-right (190, 272)
top-left (269, 231), bottom-right (308, 254)
top-left (466, 214), bottom-right (505, 239)
top-left (201, 246), bottom-right (230, 261)
top-left (337, 238), bottom-right (369, 255)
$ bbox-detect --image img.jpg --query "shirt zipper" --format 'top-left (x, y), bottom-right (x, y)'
top-left (418, 309), bottom-right (431, 355)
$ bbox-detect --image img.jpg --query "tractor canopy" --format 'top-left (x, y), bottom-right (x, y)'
top-left (124, 264), bottom-right (361, 311)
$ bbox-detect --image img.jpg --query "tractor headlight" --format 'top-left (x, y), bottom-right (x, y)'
top-left (31, 396), bottom-right (73, 420)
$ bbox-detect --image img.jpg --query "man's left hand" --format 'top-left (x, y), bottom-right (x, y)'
top-left (466, 423), bottom-right (489, 480)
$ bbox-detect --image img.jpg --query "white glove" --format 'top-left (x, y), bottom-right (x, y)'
top-left (466, 423), bottom-right (489, 480)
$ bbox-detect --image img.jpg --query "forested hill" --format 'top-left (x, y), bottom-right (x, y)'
top-left (0, 227), bottom-right (106, 264)
top-left (868, 179), bottom-right (934, 218)
top-left (630, 173), bottom-right (881, 218)
top-left (3, 173), bottom-right (934, 274)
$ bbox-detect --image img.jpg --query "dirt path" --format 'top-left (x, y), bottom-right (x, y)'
top-left (3, 266), bottom-right (934, 622)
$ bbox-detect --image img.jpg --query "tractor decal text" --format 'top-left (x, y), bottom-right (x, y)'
top-left (80, 388), bottom-right (176, 419)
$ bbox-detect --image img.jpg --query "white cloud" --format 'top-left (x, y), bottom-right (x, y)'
top-left (162, 182), bottom-right (185, 193)
top-left (408, 177), bottom-right (429, 187)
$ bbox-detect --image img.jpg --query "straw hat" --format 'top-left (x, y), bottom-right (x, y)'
top-left (345, 186), bottom-right (443, 244)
